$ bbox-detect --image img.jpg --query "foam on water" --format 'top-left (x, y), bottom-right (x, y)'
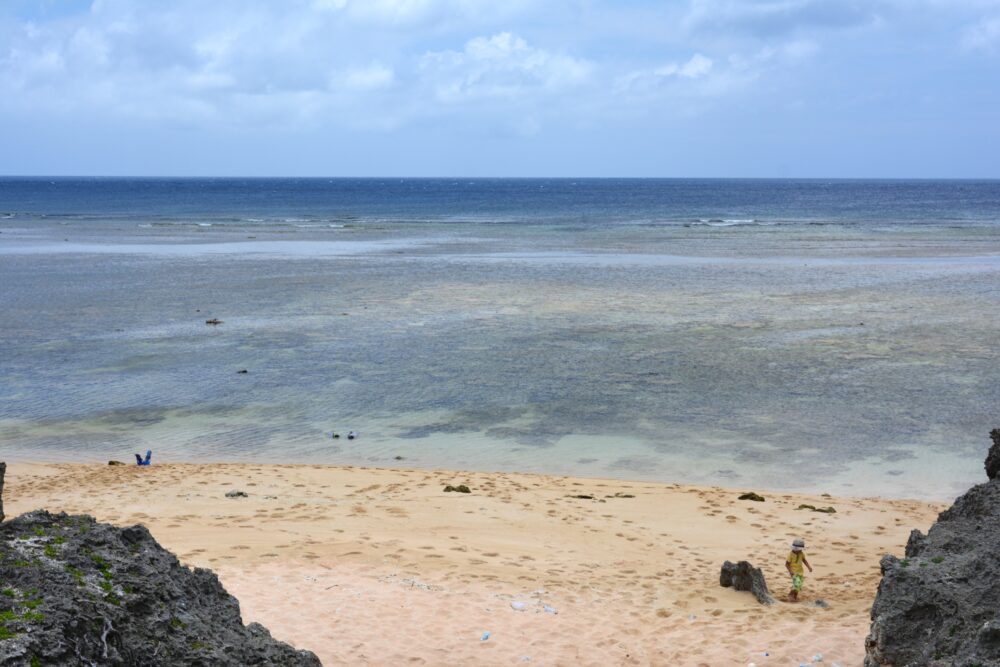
top-left (0, 239), bottom-right (428, 257)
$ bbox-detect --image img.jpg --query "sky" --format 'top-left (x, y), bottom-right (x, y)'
top-left (0, 0), bottom-right (998, 177)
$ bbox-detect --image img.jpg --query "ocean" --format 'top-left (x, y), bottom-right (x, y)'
top-left (2, 178), bottom-right (999, 498)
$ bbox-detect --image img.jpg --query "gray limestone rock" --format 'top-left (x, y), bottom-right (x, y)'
top-left (0, 509), bottom-right (321, 666)
top-left (985, 428), bottom-right (1000, 480)
top-left (719, 560), bottom-right (775, 605)
top-left (864, 431), bottom-right (1000, 667)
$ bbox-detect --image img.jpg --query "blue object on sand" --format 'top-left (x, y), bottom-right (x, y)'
top-left (135, 450), bottom-right (152, 466)
top-left (481, 631), bottom-right (490, 641)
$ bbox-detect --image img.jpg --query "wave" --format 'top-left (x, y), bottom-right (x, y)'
top-left (137, 217), bottom-right (354, 228)
top-left (689, 218), bottom-right (769, 227)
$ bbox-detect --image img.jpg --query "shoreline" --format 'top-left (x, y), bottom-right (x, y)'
top-left (3, 462), bottom-right (945, 665)
top-left (0, 451), bottom-right (969, 502)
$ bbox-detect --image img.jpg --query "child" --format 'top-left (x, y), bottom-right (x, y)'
top-left (785, 538), bottom-right (813, 602)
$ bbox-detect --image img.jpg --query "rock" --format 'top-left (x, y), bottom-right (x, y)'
top-left (719, 560), bottom-right (775, 605)
top-left (738, 492), bottom-right (766, 502)
top-left (865, 430), bottom-right (1000, 666)
top-left (985, 428), bottom-right (1000, 480)
top-left (107, 461), bottom-right (126, 466)
top-left (237, 369), bottom-right (248, 374)
top-left (0, 462), bottom-right (5, 523)
top-left (393, 456), bottom-right (404, 461)
top-left (225, 490), bottom-right (249, 498)
top-left (571, 494), bottom-right (595, 500)
top-left (797, 504), bottom-right (837, 513)
top-left (0, 510), bottom-right (320, 666)
top-left (443, 485), bottom-right (471, 494)
top-left (205, 318), bottom-right (223, 325)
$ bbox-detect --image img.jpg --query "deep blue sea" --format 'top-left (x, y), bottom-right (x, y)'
top-left (2, 178), bottom-right (999, 498)
top-left (3, 177), bottom-right (1000, 229)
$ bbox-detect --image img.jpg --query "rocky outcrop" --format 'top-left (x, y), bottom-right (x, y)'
top-left (985, 428), bottom-right (1000, 480)
top-left (0, 508), bottom-right (321, 666)
top-left (720, 560), bottom-right (775, 605)
top-left (864, 432), bottom-right (1000, 667)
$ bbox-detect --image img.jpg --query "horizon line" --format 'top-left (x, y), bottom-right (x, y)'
top-left (2, 175), bottom-right (999, 181)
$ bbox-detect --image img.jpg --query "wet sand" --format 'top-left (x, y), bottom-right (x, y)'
top-left (3, 462), bottom-right (945, 665)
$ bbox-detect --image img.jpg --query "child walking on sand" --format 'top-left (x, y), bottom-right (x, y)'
top-left (785, 538), bottom-right (813, 602)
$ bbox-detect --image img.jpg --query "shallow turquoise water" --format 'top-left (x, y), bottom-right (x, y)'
top-left (1, 179), bottom-right (999, 498)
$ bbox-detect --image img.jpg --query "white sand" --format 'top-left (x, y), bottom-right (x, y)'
top-left (3, 463), bottom-right (944, 666)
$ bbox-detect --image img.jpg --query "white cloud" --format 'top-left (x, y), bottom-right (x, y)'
top-left (4, 0), bottom-right (974, 140)
top-left (963, 15), bottom-right (1000, 51)
top-left (782, 38), bottom-right (820, 58)
top-left (311, 0), bottom-right (536, 28)
top-left (312, 0), bottom-right (348, 10)
top-left (340, 62), bottom-right (395, 90)
top-left (616, 53), bottom-right (714, 93)
top-left (678, 53), bottom-right (714, 78)
top-left (419, 32), bottom-right (591, 103)
top-left (682, 0), bottom-right (882, 37)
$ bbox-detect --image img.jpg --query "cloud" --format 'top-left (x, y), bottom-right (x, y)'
top-left (683, 0), bottom-right (883, 37)
top-left (0, 3), bottom-right (571, 130)
top-left (419, 32), bottom-right (591, 103)
top-left (339, 62), bottom-right (395, 90)
top-left (3, 0), bottom-right (989, 142)
top-left (963, 15), bottom-right (1000, 51)
top-left (677, 53), bottom-right (715, 78)
top-left (310, 0), bottom-right (536, 28)
top-left (616, 53), bottom-right (713, 92)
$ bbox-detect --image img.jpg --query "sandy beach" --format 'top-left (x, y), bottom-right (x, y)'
top-left (2, 462), bottom-right (944, 666)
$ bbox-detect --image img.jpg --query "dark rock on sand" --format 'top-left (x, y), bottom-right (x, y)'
top-left (719, 560), bottom-right (775, 605)
top-left (738, 492), bottom-right (765, 502)
top-left (864, 431), bottom-right (1000, 667)
top-left (443, 485), bottom-right (471, 494)
top-left (108, 460), bottom-right (127, 466)
top-left (225, 490), bottom-right (249, 498)
top-left (0, 508), bottom-right (320, 666)
top-left (796, 504), bottom-right (837, 513)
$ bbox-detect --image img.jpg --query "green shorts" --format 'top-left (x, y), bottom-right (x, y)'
top-left (791, 574), bottom-right (804, 591)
